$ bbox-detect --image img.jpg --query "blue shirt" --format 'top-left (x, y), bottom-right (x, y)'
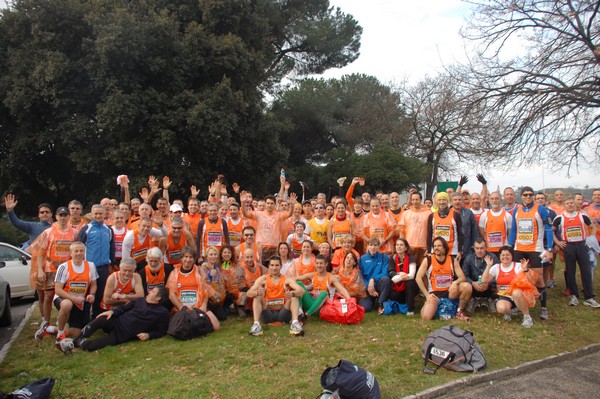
top-left (7, 211), bottom-right (52, 246)
top-left (78, 221), bottom-right (115, 266)
top-left (358, 251), bottom-right (389, 284)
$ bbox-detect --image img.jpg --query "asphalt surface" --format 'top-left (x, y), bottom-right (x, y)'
top-left (441, 350), bottom-right (600, 399)
top-left (0, 297), bottom-right (35, 351)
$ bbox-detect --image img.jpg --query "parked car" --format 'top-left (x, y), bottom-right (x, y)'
top-left (0, 275), bottom-right (10, 326)
top-left (0, 242), bottom-right (36, 299)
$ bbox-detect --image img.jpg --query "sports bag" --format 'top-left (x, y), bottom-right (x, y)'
top-left (422, 325), bottom-right (486, 374)
top-left (320, 359), bottom-right (381, 399)
top-left (4, 378), bottom-right (55, 399)
top-left (435, 297), bottom-right (458, 320)
top-left (381, 300), bottom-right (408, 315)
top-left (167, 307), bottom-right (214, 340)
top-left (319, 295), bottom-right (364, 325)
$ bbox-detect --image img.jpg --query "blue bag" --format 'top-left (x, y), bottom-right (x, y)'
top-left (436, 297), bottom-right (458, 320)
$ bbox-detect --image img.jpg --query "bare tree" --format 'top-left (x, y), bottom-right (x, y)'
top-left (461, 0), bottom-right (600, 170)
top-left (398, 73), bottom-right (498, 198)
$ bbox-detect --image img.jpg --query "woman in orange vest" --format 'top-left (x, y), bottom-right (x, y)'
top-left (200, 246), bottom-right (227, 320)
top-left (328, 202), bottom-right (356, 250)
top-left (333, 252), bottom-right (367, 299)
top-left (481, 246), bottom-right (540, 328)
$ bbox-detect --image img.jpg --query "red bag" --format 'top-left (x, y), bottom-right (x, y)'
top-left (319, 295), bottom-right (365, 325)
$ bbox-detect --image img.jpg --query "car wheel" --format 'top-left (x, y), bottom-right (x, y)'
top-left (0, 289), bottom-right (11, 327)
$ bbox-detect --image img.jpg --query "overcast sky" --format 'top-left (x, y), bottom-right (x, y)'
top-left (320, 0), bottom-right (596, 193)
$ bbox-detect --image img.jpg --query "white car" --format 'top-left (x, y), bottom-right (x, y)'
top-left (0, 242), bottom-right (36, 299)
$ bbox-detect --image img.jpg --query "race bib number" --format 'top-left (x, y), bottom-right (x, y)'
top-left (333, 233), bottom-right (349, 247)
top-left (180, 290), bottom-right (198, 307)
top-left (487, 232), bottom-right (503, 248)
top-left (132, 248), bottom-right (148, 262)
top-left (566, 226), bottom-right (583, 242)
top-left (517, 218), bottom-right (534, 245)
top-left (371, 228), bottom-right (384, 239)
top-left (115, 241), bottom-right (123, 258)
top-left (54, 240), bottom-right (72, 259)
top-left (431, 347), bottom-right (450, 359)
top-left (147, 282), bottom-right (164, 292)
top-left (434, 274), bottom-right (452, 290)
top-left (68, 281), bottom-right (88, 310)
top-left (266, 298), bottom-right (284, 310)
top-left (229, 232), bottom-right (241, 247)
top-left (207, 231), bottom-right (222, 247)
top-left (434, 225), bottom-right (450, 239)
top-left (498, 285), bottom-right (509, 296)
top-left (169, 250), bottom-right (181, 261)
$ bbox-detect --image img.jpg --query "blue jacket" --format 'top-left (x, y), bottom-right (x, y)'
top-left (359, 251), bottom-right (389, 284)
top-left (7, 211), bottom-right (52, 246)
top-left (78, 221), bottom-right (115, 266)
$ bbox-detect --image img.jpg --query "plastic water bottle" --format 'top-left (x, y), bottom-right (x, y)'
top-left (478, 275), bottom-right (483, 286)
top-left (280, 168), bottom-right (285, 178)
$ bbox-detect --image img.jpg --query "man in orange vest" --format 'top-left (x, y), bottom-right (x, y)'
top-left (53, 241), bottom-right (98, 352)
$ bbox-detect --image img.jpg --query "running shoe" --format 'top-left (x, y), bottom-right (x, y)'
top-left (521, 315), bottom-right (533, 328)
top-left (289, 321), bottom-right (304, 336)
top-left (454, 310), bottom-right (470, 321)
top-left (487, 298), bottom-right (497, 313)
top-left (539, 307), bottom-right (549, 320)
top-left (55, 334), bottom-right (74, 354)
top-left (569, 295), bottom-right (579, 306)
top-left (547, 279), bottom-right (556, 288)
top-left (503, 314), bottom-right (512, 322)
top-left (248, 321), bottom-right (263, 336)
top-left (584, 298), bottom-right (600, 308)
top-left (34, 320), bottom-right (49, 341)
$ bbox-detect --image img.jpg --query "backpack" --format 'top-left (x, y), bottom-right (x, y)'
top-left (422, 325), bottom-right (486, 374)
top-left (167, 307), bottom-right (214, 340)
top-left (320, 359), bottom-right (381, 399)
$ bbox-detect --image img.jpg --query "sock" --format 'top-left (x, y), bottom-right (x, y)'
top-left (57, 330), bottom-right (65, 337)
top-left (291, 319), bottom-right (298, 324)
top-left (46, 325), bottom-right (57, 334)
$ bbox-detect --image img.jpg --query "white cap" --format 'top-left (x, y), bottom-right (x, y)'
top-left (170, 204), bottom-right (183, 212)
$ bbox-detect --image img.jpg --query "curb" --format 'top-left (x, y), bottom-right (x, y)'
top-left (402, 342), bottom-right (600, 399)
top-left (0, 301), bottom-right (37, 365)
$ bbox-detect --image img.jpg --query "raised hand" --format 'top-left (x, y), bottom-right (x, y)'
top-left (459, 175), bottom-right (469, 186)
top-left (190, 185), bottom-right (199, 198)
top-left (162, 176), bottom-right (172, 190)
top-left (476, 174), bottom-right (487, 185)
top-left (139, 187), bottom-right (149, 202)
top-left (4, 194), bottom-right (17, 212)
top-left (232, 182), bottom-right (240, 194)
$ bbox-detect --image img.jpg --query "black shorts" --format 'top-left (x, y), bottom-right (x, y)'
top-left (432, 291), bottom-right (449, 299)
top-left (498, 296), bottom-right (516, 308)
top-left (513, 251), bottom-right (542, 268)
top-left (261, 308), bottom-right (292, 324)
top-left (53, 297), bottom-right (89, 329)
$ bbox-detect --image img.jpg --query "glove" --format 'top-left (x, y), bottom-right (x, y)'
top-left (459, 175), bottom-right (469, 186)
top-left (476, 174), bottom-right (487, 185)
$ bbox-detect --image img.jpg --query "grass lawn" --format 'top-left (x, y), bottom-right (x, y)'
top-left (1, 264), bottom-right (599, 398)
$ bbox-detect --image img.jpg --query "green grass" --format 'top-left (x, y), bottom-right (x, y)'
top-left (2, 264), bottom-right (599, 398)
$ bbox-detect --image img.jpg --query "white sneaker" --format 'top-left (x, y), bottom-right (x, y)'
top-left (34, 320), bottom-right (49, 341)
top-left (248, 322), bottom-right (263, 336)
top-left (521, 315), bottom-right (533, 328)
top-left (584, 298), bottom-right (600, 308)
top-left (289, 321), bottom-right (304, 336)
top-left (466, 298), bottom-right (477, 314)
top-left (569, 295), bottom-right (579, 306)
top-left (406, 312), bottom-right (415, 316)
top-left (488, 298), bottom-right (497, 313)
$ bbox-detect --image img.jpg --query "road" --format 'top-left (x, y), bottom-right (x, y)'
top-left (0, 298), bottom-right (36, 352)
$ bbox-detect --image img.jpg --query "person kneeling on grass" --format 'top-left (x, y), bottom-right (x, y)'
top-left (74, 287), bottom-right (170, 351)
top-left (247, 256), bottom-right (305, 337)
top-left (415, 236), bottom-right (472, 321)
top-left (296, 255), bottom-right (351, 321)
top-left (481, 246), bottom-right (539, 328)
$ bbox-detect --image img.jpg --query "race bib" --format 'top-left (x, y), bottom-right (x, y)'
top-left (434, 225), bottom-right (450, 239)
top-left (487, 232), bottom-right (503, 248)
top-left (566, 226), bottom-right (583, 243)
top-left (207, 231), bottom-right (222, 247)
top-left (434, 274), bottom-right (452, 290)
top-left (147, 282), bottom-right (164, 292)
top-left (266, 298), bottom-right (284, 310)
top-left (517, 218), bottom-right (534, 245)
top-left (180, 290), bottom-right (198, 307)
top-left (371, 228), bottom-right (384, 239)
top-left (68, 281), bottom-right (88, 310)
top-left (115, 241), bottom-right (123, 258)
top-left (169, 250), bottom-right (181, 261)
top-left (498, 285), bottom-right (509, 296)
top-left (132, 248), bottom-right (148, 262)
top-left (333, 233), bottom-right (349, 247)
top-left (229, 232), bottom-right (241, 247)
top-left (54, 240), bottom-right (72, 259)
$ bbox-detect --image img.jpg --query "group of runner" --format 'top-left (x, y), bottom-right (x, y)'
top-left (3, 173), bottom-right (599, 350)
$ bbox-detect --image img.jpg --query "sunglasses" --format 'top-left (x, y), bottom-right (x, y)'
top-left (244, 234), bottom-right (255, 237)
top-left (39, 210), bottom-right (51, 214)
top-left (522, 193), bottom-right (534, 197)
top-left (315, 206), bottom-right (324, 209)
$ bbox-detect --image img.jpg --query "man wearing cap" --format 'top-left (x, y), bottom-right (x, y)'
top-left (78, 204), bottom-right (116, 317)
top-left (32, 206), bottom-right (78, 341)
top-left (427, 192), bottom-right (464, 262)
top-left (508, 186), bottom-right (554, 320)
